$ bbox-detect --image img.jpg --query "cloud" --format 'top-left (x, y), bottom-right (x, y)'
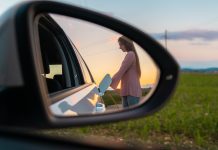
top-left (152, 29), bottom-right (218, 41)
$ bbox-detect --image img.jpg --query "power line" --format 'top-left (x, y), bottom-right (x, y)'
top-left (83, 49), bottom-right (118, 57)
top-left (79, 38), bottom-right (110, 50)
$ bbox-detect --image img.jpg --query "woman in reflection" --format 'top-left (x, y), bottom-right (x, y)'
top-left (110, 36), bottom-right (142, 108)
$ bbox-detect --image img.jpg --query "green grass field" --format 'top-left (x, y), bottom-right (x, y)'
top-left (40, 73), bottom-right (218, 149)
top-left (102, 88), bottom-right (150, 107)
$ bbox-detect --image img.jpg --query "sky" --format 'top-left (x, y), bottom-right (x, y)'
top-left (1, 0), bottom-right (218, 80)
top-left (51, 14), bottom-right (159, 86)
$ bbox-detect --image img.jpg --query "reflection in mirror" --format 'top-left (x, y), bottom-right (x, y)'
top-left (36, 13), bottom-right (160, 117)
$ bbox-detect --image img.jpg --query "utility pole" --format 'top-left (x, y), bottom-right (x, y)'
top-left (165, 30), bottom-right (167, 49)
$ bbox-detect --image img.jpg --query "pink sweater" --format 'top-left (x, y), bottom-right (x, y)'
top-left (110, 51), bottom-right (142, 97)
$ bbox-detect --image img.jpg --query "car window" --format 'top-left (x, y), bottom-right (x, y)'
top-left (74, 48), bottom-right (93, 84)
top-left (38, 16), bottom-right (81, 94)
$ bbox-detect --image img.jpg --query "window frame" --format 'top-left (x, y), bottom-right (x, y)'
top-left (38, 22), bottom-right (71, 90)
top-left (37, 14), bottom-right (97, 104)
top-left (39, 14), bottom-right (84, 88)
top-left (69, 40), bottom-right (95, 84)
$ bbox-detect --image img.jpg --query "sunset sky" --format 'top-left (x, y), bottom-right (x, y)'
top-left (59, 0), bottom-right (218, 69)
top-left (1, 0), bottom-right (218, 69)
top-left (52, 14), bottom-right (159, 86)
top-left (1, 0), bottom-right (218, 84)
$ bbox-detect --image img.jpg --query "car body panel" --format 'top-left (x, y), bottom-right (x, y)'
top-left (50, 84), bottom-right (104, 116)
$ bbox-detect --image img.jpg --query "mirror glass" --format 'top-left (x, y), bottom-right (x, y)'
top-left (36, 13), bottom-right (160, 116)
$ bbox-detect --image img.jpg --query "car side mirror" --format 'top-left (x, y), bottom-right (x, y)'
top-left (0, 1), bottom-right (179, 128)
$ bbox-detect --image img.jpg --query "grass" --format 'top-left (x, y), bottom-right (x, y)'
top-left (39, 73), bottom-right (218, 149)
top-left (102, 90), bottom-right (122, 107)
top-left (102, 88), bottom-right (150, 107)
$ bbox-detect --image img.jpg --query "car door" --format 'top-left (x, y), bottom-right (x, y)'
top-left (37, 14), bottom-right (104, 116)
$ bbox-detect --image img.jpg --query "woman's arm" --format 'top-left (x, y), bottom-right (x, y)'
top-left (110, 52), bottom-right (135, 89)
